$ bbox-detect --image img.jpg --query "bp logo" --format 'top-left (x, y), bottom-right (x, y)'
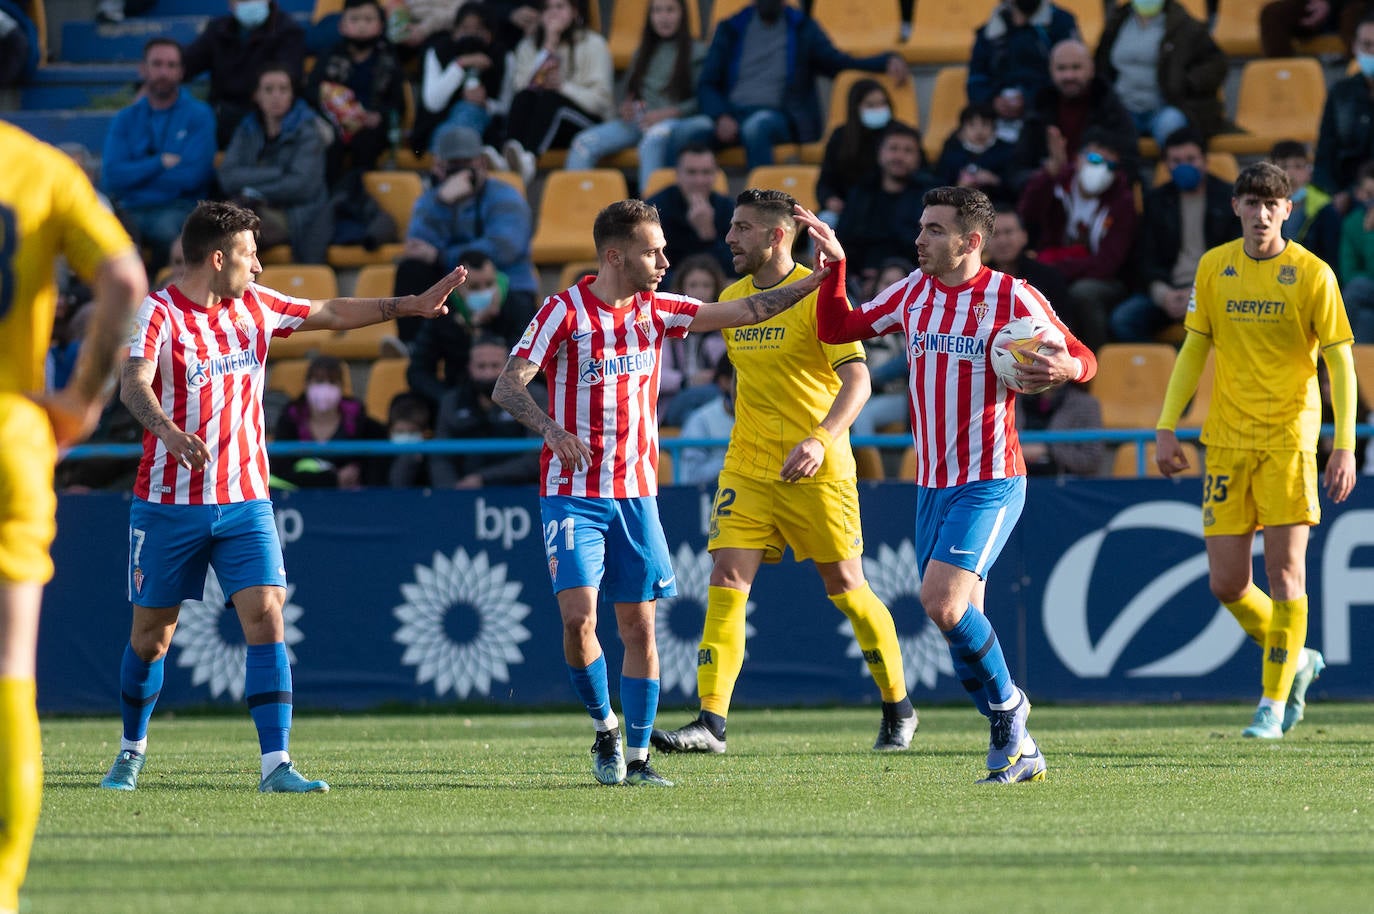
top-left (654, 543), bottom-right (755, 696)
top-left (849, 540), bottom-right (954, 690)
top-left (172, 569), bottom-right (305, 700)
top-left (393, 547), bottom-right (531, 698)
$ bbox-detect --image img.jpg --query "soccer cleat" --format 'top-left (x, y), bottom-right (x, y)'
top-left (258, 761), bottom-right (330, 793)
top-left (873, 710), bottom-right (919, 751)
top-left (986, 688), bottom-right (1031, 771)
top-left (1282, 648), bottom-right (1326, 733)
top-left (624, 758), bottom-right (674, 787)
top-left (976, 740), bottom-right (1047, 784)
top-left (649, 718), bottom-right (726, 754)
top-left (99, 750), bottom-right (145, 791)
top-left (1242, 706), bottom-right (1284, 739)
top-left (591, 728), bottom-right (626, 785)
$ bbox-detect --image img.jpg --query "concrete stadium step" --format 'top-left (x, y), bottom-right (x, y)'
top-left (62, 16), bottom-right (210, 62)
top-left (20, 64), bottom-right (138, 110)
top-left (1, 109), bottom-right (118, 152)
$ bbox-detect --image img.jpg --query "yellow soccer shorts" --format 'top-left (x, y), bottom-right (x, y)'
top-left (0, 393), bottom-right (57, 584)
top-left (707, 470), bottom-right (863, 564)
top-left (1201, 446), bottom-right (1319, 537)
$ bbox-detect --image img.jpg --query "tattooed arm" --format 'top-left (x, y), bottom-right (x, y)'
top-left (687, 263), bottom-right (833, 333)
top-left (492, 356), bottom-right (592, 472)
top-left (120, 358), bottom-right (211, 470)
top-left (296, 265), bottom-right (468, 332)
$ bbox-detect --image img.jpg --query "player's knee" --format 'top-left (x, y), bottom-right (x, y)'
top-left (1208, 576), bottom-right (1249, 605)
top-left (129, 630), bottom-right (171, 661)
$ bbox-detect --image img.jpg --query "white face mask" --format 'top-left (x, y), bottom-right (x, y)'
top-left (859, 107), bottom-right (892, 130)
top-left (234, 0), bottom-right (271, 30)
top-left (463, 287), bottom-right (497, 311)
top-left (390, 431), bottom-right (424, 444)
top-left (1077, 161), bottom-right (1114, 196)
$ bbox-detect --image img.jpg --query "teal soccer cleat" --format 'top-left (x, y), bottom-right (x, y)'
top-left (259, 761), bottom-right (329, 793)
top-left (1283, 648), bottom-right (1325, 733)
top-left (624, 758), bottom-right (674, 787)
top-left (1242, 706), bottom-right (1283, 739)
top-left (99, 750), bottom-right (145, 791)
top-left (591, 728), bottom-right (626, 785)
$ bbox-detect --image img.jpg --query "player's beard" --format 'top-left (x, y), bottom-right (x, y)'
top-left (733, 246), bottom-right (767, 278)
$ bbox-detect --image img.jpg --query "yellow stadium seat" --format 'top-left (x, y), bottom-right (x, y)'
top-left (530, 169), bottom-right (630, 265)
top-left (259, 244), bottom-right (293, 265)
top-left (557, 260), bottom-right (600, 292)
top-left (1173, 0), bottom-right (1209, 21)
top-left (854, 445), bottom-right (885, 480)
top-left (640, 166), bottom-right (729, 200)
top-left (1351, 343), bottom-right (1374, 405)
top-left (1111, 440), bottom-right (1201, 477)
top-left (897, 446), bottom-right (917, 480)
top-left (1151, 151), bottom-right (1239, 187)
top-left (1212, 0), bottom-right (1264, 57)
top-left (488, 169), bottom-right (527, 198)
top-left (800, 69), bottom-right (920, 164)
top-left (26, 0), bottom-right (45, 65)
top-left (1211, 58), bottom-right (1326, 156)
top-left (311, 0), bottom-right (342, 22)
top-left (810, 0), bottom-right (904, 57)
top-left (608, 0), bottom-right (704, 69)
top-left (658, 450), bottom-right (674, 485)
top-left (257, 264), bottom-right (339, 300)
top-left (266, 358), bottom-right (310, 399)
top-left (1055, 0), bottom-right (1104, 48)
top-left (901, 0), bottom-right (998, 65)
top-left (743, 164), bottom-right (821, 212)
top-left (363, 357), bottom-right (411, 422)
top-left (326, 171), bottom-right (422, 268)
top-left (923, 66), bottom-right (968, 163)
top-left (1093, 343), bottom-right (1178, 429)
top-left (352, 263), bottom-right (397, 299)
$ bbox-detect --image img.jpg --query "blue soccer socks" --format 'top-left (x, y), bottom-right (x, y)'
top-left (568, 654), bottom-right (618, 731)
top-left (620, 675), bottom-right (660, 757)
top-left (245, 642), bottom-right (293, 775)
top-left (118, 643), bottom-right (163, 751)
top-left (945, 607), bottom-right (1015, 709)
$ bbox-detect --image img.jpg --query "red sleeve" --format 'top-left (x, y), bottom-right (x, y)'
top-left (815, 259), bottom-right (879, 343)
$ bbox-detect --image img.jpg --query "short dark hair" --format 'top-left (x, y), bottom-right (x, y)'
top-left (387, 392), bottom-right (432, 428)
top-left (1269, 139), bottom-right (1309, 162)
top-left (677, 142), bottom-right (715, 161)
top-left (921, 186), bottom-right (996, 239)
top-left (734, 187), bottom-right (798, 232)
top-left (456, 248), bottom-right (494, 270)
top-left (1079, 126), bottom-right (1127, 159)
top-left (959, 102), bottom-right (997, 127)
top-left (1233, 161), bottom-right (1292, 200)
top-left (471, 332), bottom-right (508, 351)
top-left (593, 199), bottom-right (660, 253)
top-left (143, 37), bottom-right (182, 62)
top-left (879, 122), bottom-right (922, 147)
top-left (1163, 125), bottom-right (1207, 156)
top-left (180, 201), bottom-right (260, 264)
top-left (453, 0), bottom-right (493, 30)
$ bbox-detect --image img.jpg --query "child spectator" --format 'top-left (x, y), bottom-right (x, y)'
top-left (411, 2), bottom-right (507, 157)
top-left (385, 392), bottom-right (436, 487)
top-left (934, 102), bottom-right (1016, 203)
top-left (1338, 161), bottom-right (1374, 343)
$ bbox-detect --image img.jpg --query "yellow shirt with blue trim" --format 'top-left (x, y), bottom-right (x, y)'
top-left (718, 264), bottom-right (865, 482)
top-left (0, 122), bottom-right (135, 394)
top-left (1186, 238), bottom-right (1352, 451)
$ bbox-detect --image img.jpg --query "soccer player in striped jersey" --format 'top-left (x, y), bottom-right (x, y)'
top-left (99, 201), bottom-right (466, 793)
top-left (1155, 162), bottom-right (1356, 739)
top-left (799, 186), bottom-right (1096, 783)
top-left (0, 122), bottom-right (147, 914)
top-left (652, 188), bottom-right (919, 757)
top-left (493, 199), bottom-right (835, 786)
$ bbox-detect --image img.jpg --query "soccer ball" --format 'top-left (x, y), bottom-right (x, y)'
top-left (989, 316), bottom-right (1065, 395)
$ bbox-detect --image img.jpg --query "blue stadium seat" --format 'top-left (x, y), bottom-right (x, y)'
top-left (20, 64), bottom-right (138, 110)
top-left (0, 109), bottom-right (118, 152)
top-left (62, 16), bottom-right (210, 63)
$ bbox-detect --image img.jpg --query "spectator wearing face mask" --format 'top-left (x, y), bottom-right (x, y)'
top-left (967, 0), bottom-right (1081, 144)
top-left (934, 103), bottom-right (1017, 203)
top-left (1110, 127), bottom-right (1239, 343)
top-left (274, 355), bottom-right (387, 488)
top-left (1314, 14), bottom-right (1374, 205)
top-left (815, 79), bottom-right (910, 230)
top-left (1272, 139), bottom-right (1339, 269)
top-left (385, 392), bottom-right (435, 487)
top-left (1337, 160), bottom-right (1374, 344)
top-left (183, 0), bottom-right (307, 148)
top-left (1018, 126), bottom-right (1138, 351)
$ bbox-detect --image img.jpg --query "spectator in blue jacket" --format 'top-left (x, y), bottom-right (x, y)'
top-left (102, 39), bottom-right (217, 274)
top-left (667, 0), bottom-right (909, 170)
top-left (967, 0), bottom-right (1080, 139)
top-left (393, 124), bottom-right (538, 345)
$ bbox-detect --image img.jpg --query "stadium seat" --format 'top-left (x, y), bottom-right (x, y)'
top-left (258, 264), bottom-right (339, 300)
top-left (1351, 343), bottom-right (1374, 405)
top-left (608, 0), bottom-right (704, 69)
top-left (260, 244), bottom-right (294, 265)
top-left (1151, 151), bottom-right (1239, 187)
top-left (1055, 0), bottom-right (1104, 47)
top-left (854, 445), bottom-right (884, 480)
top-left (1093, 343), bottom-right (1177, 429)
top-left (530, 169), bottom-right (630, 265)
top-left (1174, 0), bottom-right (1210, 21)
top-left (352, 262), bottom-right (397, 299)
top-left (1111, 440), bottom-right (1201, 478)
top-left (1177, 350), bottom-right (1215, 429)
top-left (744, 164), bottom-right (821, 211)
top-left (810, 0), bottom-right (904, 57)
top-left (489, 169), bottom-right (527, 198)
top-left (326, 171), bottom-right (421, 268)
top-left (897, 446), bottom-right (917, 480)
top-left (266, 357), bottom-right (354, 398)
top-left (1211, 0), bottom-right (1264, 57)
top-left (800, 69), bottom-right (919, 164)
top-left (923, 66), bottom-right (968, 163)
top-left (658, 449), bottom-right (674, 485)
top-left (363, 357), bottom-right (411, 422)
top-left (901, 0), bottom-right (998, 65)
top-left (1210, 58), bottom-right (1326, 155)
top-left (640, 166), bottom-right (729, 199)
top-left (311, 0), bottom-right (343, 21)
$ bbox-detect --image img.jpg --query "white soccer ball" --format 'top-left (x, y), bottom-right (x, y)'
top-left (989, 315), bottom-right (1065, 395)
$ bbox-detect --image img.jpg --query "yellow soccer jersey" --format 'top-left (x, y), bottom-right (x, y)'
top-left (718, 264), bottom-right (866, 482)
top-left (0, 122), bottom-right (135, 394)
top-left (1186, 238), bottom-right (1352, 451)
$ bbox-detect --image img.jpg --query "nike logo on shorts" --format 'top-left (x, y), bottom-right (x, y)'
top-left (949, 546), bottom-right (976, 555)
top-left (656, 575), bottom-right (675, 589)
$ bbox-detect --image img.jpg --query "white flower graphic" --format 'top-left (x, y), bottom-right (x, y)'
top-left (841, 540), bottom-right (954, 690)
top-left (172, 569), bottom-right (304, 700)
top-left (393, 548), bottom-right (531, 698)
top-left (655, 543), bottom-right (755, 696)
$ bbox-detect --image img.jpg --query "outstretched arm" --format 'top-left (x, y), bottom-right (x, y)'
top-left (297, 265), bottom-right (468, 332)
top-left (688, 264), bottom-right (833, 333)
top-left (491, 355), bottom-right (592, 472)
top-left (792, 205), bottom-right (883, 344)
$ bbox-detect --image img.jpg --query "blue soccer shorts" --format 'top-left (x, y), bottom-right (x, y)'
top-left (540, 495), bottom-right (677, 604)
top-left (127, 498), bottom-right (286, 608)
top-left (915, 477), bottom-right (1026, 579)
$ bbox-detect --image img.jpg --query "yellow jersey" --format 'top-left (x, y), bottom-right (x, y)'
top-left (0, 122), bottom-right (135, 394)
top-left (1186, 238), bottom-right (1352, 451)
top-left (718, 264), bottom-right (866, 482)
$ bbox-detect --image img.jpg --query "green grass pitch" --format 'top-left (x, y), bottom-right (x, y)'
top-left (30, 704), bottom-right (1374, 913)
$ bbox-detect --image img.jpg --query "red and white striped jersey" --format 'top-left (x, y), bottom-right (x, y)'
top-left (129, 282), bottom-right (310, 504)
top-left (511, 278), bottom-right (700, 498)
top-left (818, 264), bottom-right (1096, 488)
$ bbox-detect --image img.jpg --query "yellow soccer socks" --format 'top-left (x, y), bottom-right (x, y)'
top-left (0, 677), bottom-right (41, 913)
top-left (830, 584), bottom-right (907, 703)
top-left (1261, 596), bottom-right (1308, 704)
top-left (1224, 587), bottom-right (1274, 645)
top-left (696, 585), bottom-right (749, 718)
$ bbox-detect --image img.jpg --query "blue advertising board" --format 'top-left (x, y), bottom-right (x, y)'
top-left (38, 479), bottom-right (1374, 713)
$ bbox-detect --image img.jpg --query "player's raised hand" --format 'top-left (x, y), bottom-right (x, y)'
top-left (1324, 448), bottom-right (1356, 503)
top-left (793, 205), bottom-right (845, 267)
top-left (545, 425), bottom-right (592, 472)
top-left (1153, 428), bottom-right (1189, 478)
top-left (407, 265), bottom-right (469, 319)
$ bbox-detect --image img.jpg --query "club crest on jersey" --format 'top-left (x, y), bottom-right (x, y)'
top-left (132, 567), bottom-right (144, 594)
top-left (1278, 265), bottom-right (1297, 285)
top-left (547, 554), bottom-right (558, 582)
top-left (973, 301), bottom-right (989, 325)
